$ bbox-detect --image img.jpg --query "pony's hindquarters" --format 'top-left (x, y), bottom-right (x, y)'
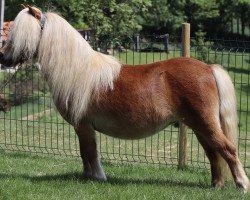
top-left (212, 65), bottom-right (250, 192)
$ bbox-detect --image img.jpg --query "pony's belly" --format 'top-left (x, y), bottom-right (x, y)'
top-left (92, 116), bottom-right (173, 140)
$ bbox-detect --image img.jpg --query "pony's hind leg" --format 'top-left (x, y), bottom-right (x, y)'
top-left (198, 126), bottom-right (249, 192)
top-left (195, 134), bottom-right (224, 188)
top-left (75, 124), bottom-right (106, 181)
top-left (215, 137), bottom-right (250, 192)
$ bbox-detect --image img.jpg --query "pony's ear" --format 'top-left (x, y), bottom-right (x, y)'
top-left (27, 5), bottom-right (42, 20)
top-left (21, 4), bottom-right (26, 9)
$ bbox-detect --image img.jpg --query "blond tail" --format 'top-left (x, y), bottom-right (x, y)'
top-left (212, 64), bottom-right (238, 180)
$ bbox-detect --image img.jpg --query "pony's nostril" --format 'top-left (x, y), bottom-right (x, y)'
top-left (0, 52), bottom-right (3, 63)
top-left (0, 52), bottom-right (7, 64)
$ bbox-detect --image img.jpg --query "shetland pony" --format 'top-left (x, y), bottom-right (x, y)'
top-left (0, 6), bottom-right (249, 192)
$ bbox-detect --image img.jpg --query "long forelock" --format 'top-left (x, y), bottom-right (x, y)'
top-left (9, 9), bottom-right (41, 61)
top-left (38, 13), bottom-right (121, 125)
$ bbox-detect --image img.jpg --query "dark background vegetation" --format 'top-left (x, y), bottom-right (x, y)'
top-left (5, 0), bottom-right (250, 44)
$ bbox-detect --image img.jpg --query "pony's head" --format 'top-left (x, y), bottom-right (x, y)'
top-left (0, 6), bottom-right (44, 66)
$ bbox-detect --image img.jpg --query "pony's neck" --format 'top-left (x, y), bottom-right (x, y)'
top-left (37, 12), bottom-right (121, 125)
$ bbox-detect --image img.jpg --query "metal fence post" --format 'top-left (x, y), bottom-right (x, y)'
top-left (178, 23), bottom-right (190, 169)
top-left (0, 0), bottom-right (5, 69)
top-left (164, 34), bottom-right (169, 53)
top-left (0, 0), bottom-right (4, 44)
top-left (136, 35), bottom-right (140, 52)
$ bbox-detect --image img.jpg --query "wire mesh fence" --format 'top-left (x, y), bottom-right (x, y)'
top-left (0, 33), bottom-right (249, 174)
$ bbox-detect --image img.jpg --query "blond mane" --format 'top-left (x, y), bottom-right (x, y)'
top-left (36, 13), bottom-right (121, 125)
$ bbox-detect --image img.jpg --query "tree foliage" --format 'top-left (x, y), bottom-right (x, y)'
top-left (81, 0), bottom-right (151, 45)
top-left (232, 0), bottom-right (250, 35)
top-left (140, 0), bottom-right (185, 34)
top-left (5, 0), bottom-right (151, 45)
top-left (4, 0), bottom-right (250, 44)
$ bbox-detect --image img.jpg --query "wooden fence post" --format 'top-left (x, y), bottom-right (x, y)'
top-left (178, 23), bottom-right (190, 169)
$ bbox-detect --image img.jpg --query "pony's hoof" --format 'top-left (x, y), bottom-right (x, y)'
top-left (94, 174), bottom-right (107, 182)
top-left (243, 183), bottom-right (250, 193)
top-left (83, 172), bottom-right (107, 182)
top-left (236, 180), bottom-right (250, 193)
top-left (212, 180), bottom-right (224, 188)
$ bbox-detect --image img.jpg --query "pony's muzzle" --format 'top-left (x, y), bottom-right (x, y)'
top-left (0, 51), bottom-right (4, 61)
top-left (0, 51), bottom-right (14, 67)
top-left (0, 51), bottom-right (7, 66)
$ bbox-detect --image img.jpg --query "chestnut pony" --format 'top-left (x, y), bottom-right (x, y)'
top-left (0, 6), bottom-right (249, 192)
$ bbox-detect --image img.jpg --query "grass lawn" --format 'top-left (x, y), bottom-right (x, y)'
top-left (0, 150), bottom-right (249, 200)
top-left (0, 45), bottom-right (249, 188)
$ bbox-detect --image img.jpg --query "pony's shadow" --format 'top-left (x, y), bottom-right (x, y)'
top-left (107, 176), bottom-right (209, 189)
top-left (0, 172), bottom-right (210, 189)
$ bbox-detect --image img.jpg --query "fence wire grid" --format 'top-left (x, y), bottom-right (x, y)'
top-left (0, 34), bottom-right (249, 174)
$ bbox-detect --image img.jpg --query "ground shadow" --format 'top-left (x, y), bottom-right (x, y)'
top-left (241, 84), bottom-right (250, 95)
top-left (106, 175), bottom-right (209, 189)
top-left (227, 66), bottom-right (250, 75)
top-left (0, 171), bottom-right (210, 189)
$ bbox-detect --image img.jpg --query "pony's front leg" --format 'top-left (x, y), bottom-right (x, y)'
top-left (75, 124), bottom-right (106, 181)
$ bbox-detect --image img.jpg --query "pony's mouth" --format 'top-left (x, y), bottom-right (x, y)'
top-left (0, 52), bottom-right (13, 67)
top-left (0, 52), bottom-right (25, 67)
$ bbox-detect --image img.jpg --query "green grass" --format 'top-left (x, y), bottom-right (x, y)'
top-left (0, 48), bottom-right (249, 178)
top-left (0, 150), bottom-right (249, 200)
